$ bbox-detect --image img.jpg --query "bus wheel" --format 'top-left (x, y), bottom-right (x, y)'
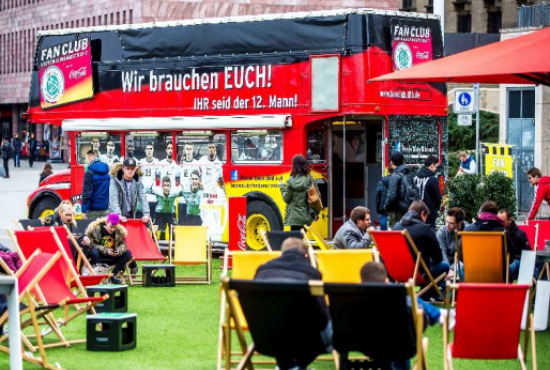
top-left (32, 197), bottom-right (60, 221)
top-left (246, 201), bottom-right (281, 251)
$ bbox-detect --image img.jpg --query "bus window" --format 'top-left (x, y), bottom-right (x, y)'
top-left (76, 133), bottom-right (121, 165)
top-left (231, 130), bottom-right (283, 163)
top-left (307, 129), bottom-right (326, 163)
top-left (125, 132), bottom-right (172, 164)
top-left (175, 132), bottom-right (226, 164)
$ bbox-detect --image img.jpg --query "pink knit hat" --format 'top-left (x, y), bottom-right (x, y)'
top-left (106, 213), bottom-right (120, 225)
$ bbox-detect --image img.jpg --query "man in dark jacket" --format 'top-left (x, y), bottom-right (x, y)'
top-left (255, 238), bottom-right (332, 370)
top-left (465, 201), bottom-right (518, 279)
top-left (414, 156), bottom-right (442, 229)
top-left (11, 134), bottom-right (21, 167)
top-left (393, 201), bottom-right (450, 294)
top-left (384, 152), bottom-right (417, 228)
top-left (81, 150), bottom-right (111, 220)
top-left (498, 208), bottom-right (530, 277)
top-left (28, 133), bottom-right (37, 168)
top-left (375, 168), bottom-right (392, 230)
top-left (1, 138), bottom-right (12, 178)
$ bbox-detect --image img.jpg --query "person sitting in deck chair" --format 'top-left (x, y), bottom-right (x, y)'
top-left (254, 238), bottom-right (333, 370)
top-left (333, 206), bottom-right (375, 249)
top-left (361, 261), bottom-right (453, 370)
top-left (86, 213), bottom-right (138, 284)
top-left (393, 200), bottom-right (450, 301)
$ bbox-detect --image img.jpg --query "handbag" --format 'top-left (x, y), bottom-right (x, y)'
top-left (307, 178), bottom-right (323, 213)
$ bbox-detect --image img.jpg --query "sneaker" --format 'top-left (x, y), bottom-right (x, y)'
top-left (131, 267), bottom-right (139, 279)
top-left (108, 274), bottom-right (122, 285)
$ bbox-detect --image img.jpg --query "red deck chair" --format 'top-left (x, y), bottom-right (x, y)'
top-left (527, 220), bottom-right (550, 251)
top-left (443, 284), bottom-right (536, 370)
top-left (0, 250), bottom-right (69, 370)
top-left (122, 219), bottom-right (166, 284)
top-left (369, 230), bottom-right (446, 299)
top-left (518, 224), bottom-right (538, 251)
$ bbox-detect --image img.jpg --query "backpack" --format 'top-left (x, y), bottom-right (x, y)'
top-left (398, 172), bottom-right (420, 207)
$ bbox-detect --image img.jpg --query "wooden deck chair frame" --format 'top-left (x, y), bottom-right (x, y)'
top-left (217, 249), bottom-right (282, 370)
top-left (169, 225), bottom-right (212, 284)
top-left (8, 229), bottom-right (108, 348)
top-left (0, 251), bottom-right (68, 370)
top-left (258, 229), bottom-right (272, 251)
top-left (369, 229), bottom-right (446, 300)
top-left (456, 231), bottom-right (509, 284)
top-left (221, 277), bottom-right (338, 370)
top-left (443, 284), bottom-right (536, 370)
top-left (304, 224), bottom-right (331, 250)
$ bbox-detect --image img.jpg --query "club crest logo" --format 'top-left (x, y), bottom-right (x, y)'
top-left (41, 66), bottom-right (65, 103)
top-left (393, 42), bottom-right (413, 70)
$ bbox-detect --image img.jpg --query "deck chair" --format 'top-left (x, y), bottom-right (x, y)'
top-left (218, 249), bottom-right (282, 370)
top-left (0, 250), bottom-right (68, 370)
top-left (315, 249), bottom-right (378, 283)
top-left (11, 227), bottom-right (107, 289)
top-left (74, 218), bottom-right (94, 237)
top-left (457, 231), bottom-right (509, 283)
top-left (9, 230), bottom-right (107, 346)
top-left (122, 219), bottom-right (166, 284)
top-left (222, 278), bottom-right (333, 370)
top-left (169, 225), bottom-right (211, 284)
top-left (518, 224), bottom-right (539, 251)
top-left (14, 218), bottom-right (44, 230)
top-left (443, 284), bottom-right (535, 370)
top-left (264, 231), bottom-right (303, 251)
top-left (369, 230), bottom-right (446, 299)
top-left (324, 281), bottom-right (427, 370)
top-left (304, 224), bottom-right (331, 250)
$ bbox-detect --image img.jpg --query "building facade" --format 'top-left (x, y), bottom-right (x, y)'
top-left (0, 0), bottom-right (399, 155)
top-left (400, 0), bottom-right (546, 33)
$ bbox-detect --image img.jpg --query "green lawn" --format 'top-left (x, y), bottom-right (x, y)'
top-left (1, 259), bottom-right (549, 370)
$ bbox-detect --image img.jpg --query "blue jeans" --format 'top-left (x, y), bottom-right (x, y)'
top-left (13, 153), bottom-right (20, 167)
top-left (426, 260), bottom-right (451, 280)
top-left (380, 213), bottom-right (388, 231)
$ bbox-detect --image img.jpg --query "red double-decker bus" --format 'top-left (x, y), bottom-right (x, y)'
top-left (27, 8), bottom-right (447, 249)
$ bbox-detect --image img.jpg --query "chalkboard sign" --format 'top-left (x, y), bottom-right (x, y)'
top-left (388, 116), bottom-right (448, 179)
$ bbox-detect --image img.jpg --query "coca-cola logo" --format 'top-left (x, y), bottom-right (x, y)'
top-left (69, 67), bottom-right (87, 80)
top-left (237, 214), bottom-right (247, 251)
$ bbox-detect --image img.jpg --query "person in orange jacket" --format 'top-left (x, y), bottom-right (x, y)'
top-left (527, 167), bottom-right (550, 220)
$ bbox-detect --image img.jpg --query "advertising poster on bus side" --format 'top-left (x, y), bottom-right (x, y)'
top-left (391, 19), bottom-right (433, 71)
top-left (38, 38), bottom-right (94, 109)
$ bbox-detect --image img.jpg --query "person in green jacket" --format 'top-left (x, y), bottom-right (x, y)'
top-left (279, 154), bottom-right (320, 231)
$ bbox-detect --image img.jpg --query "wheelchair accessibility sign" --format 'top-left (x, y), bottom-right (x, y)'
top-left (453, 88), bottom-right (475, 114)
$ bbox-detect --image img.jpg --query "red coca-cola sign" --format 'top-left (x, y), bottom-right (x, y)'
top-left (229, 197), bottom-right (247, 252)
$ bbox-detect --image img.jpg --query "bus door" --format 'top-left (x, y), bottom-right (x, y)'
top-left (330, 119), bottom-right (383, 236)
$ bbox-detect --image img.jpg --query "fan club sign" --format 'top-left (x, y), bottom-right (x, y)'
top-left (38, 38), bottom-right (94, 109)
top-left (391, 21), bottom-right (433, 71)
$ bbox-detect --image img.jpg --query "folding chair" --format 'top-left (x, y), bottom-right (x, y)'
top-left (264, 231), bottom-right (303, 251)
top-left (369, 230), bottom-right (446, 299)
top-left (222, 278), bottom-right (334, 370)
top-left (169, 225), bottom-right (212, 284)
top-left (74, 218), bottom-right (94, 237)
top-left (518, 224), bottom-right (539, 251)
top-left (528, 220), bottom-right (550, 251)
top-left (122, 219), bottom-right (166, 284)
top-left (324, 281), bottom-right (427, 370)
top-left (443, 284), bottom-right (536, 370)
top-left (457, 231), bottom-right (509, 283)
top-left (304, 224), bottom-right (332, 250)
top-left (0, 250), bottom-right (67, 370)
top-left (315, 249), bottom-right (378, 283)
top-left (217, 249), bottom-right (282, 370)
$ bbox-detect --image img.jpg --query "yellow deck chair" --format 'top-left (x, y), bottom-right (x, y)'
top-left (169, 225), bottom-right (212, 284)
top-left (218, 249), bottom-right (281, 370)
top-left (304, 224), bottom-right (331, 250)
top-left (458, 231), bottom-right (509, 283)
top-left (315, 249), bottom-right (379, 283)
